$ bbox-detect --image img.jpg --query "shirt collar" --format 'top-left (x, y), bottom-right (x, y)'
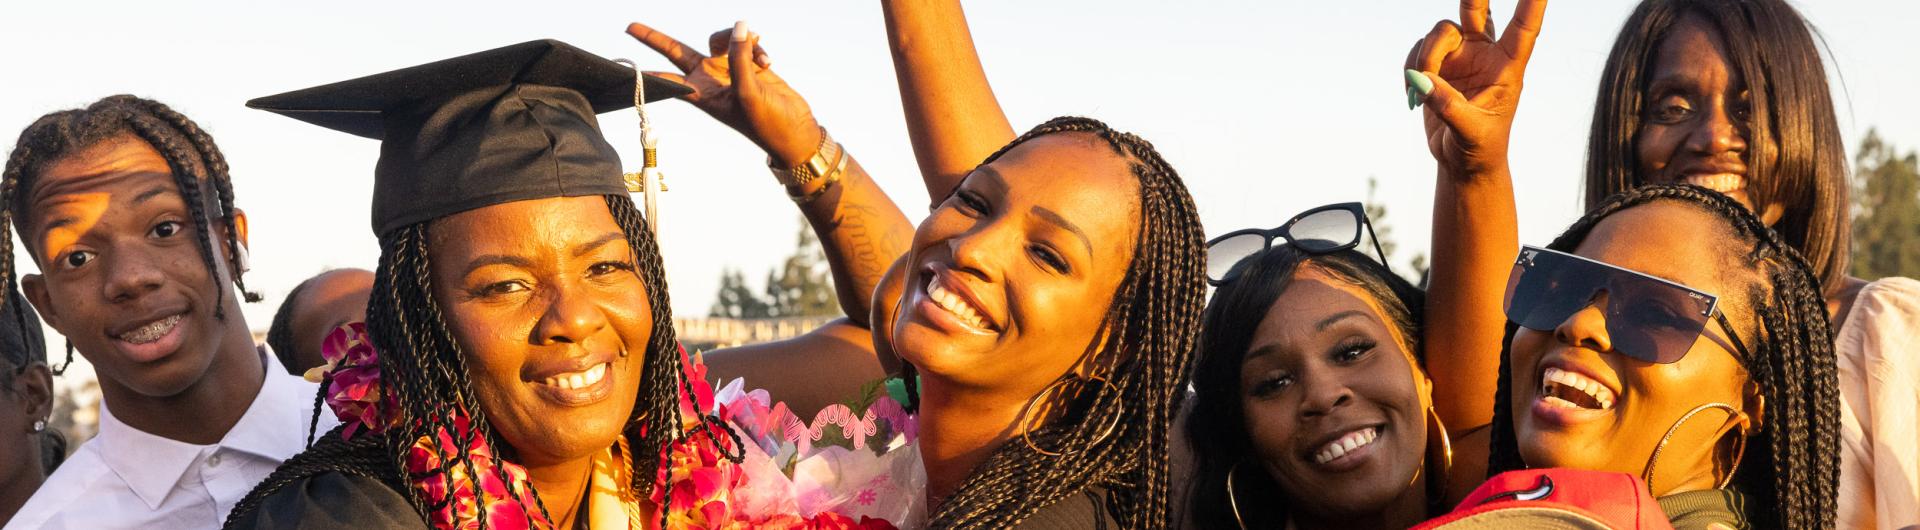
top-left (95, 346), bottom-right (315, 509)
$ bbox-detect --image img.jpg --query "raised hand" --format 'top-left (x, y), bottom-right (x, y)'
top-left (627, 21), bottom-right (824, 167)
top-left (1404, 0), bottom-right (1548, 178)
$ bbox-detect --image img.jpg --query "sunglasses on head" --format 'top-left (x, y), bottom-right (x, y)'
top-left (1205, 202), bottom-right (1390, 286)
top-left (1502, 245), bottom-right (1750, 364)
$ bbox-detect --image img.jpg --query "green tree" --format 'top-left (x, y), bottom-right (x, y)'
top-left (764, 221), bottom-right (840, 317)
top-left (1851, 129), bottom-right (1920, 279)
top-left (709, 217), bottom-right (840, 318)
top-left (710, 268), bottom-right (772, 318)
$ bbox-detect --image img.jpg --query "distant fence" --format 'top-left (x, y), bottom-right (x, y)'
top-left (674, 316), bottom-right (839, 350)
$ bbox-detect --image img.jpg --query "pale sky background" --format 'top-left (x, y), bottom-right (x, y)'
top-left (3, 1), bottom-right (1917, 391)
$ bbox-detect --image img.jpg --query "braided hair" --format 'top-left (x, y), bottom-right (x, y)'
top-left (1185, 246), bottom-right (1426, 529)
top-left (1486, 184), bottom-right (1839, 529)
top-left (1, 95), bottom-right (261, 373)
top-left (902, 116), bottom-right (1206, 529)
top-left (0, 287), bottom-right (62, 473)
top-left (227, 194), bottom-right (731, 530)
top-left (1584, 0), bottom-right (1851, 295)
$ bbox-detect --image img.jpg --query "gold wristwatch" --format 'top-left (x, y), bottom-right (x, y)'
top-left (770, 127), bottom-right (841, 189)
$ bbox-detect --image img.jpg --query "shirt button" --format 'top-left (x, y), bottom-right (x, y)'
top-left (207, 453), bottom-right (223, 468)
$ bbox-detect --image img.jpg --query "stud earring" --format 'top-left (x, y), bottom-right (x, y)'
top-left (32, 419), bottom-right (46, 432)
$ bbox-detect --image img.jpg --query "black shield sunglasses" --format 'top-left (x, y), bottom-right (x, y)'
top-left (1502, 245), bottom-right (1751, 364)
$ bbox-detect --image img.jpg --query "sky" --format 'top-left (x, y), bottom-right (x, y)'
top-left (3, 1), bottom-right (1917, 390)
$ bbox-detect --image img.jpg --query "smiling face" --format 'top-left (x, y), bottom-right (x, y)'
top-left (1634, 15), bottom-right (1783, 224)
top-left (892, 133), bottom-right (1140, 395)
top-left (426, 196), bottom-right (651, 466)
top-left (1508, 201), bottom-right (1757, 493)
top-left (1239, 268), bottom-right (1428, 518)
top-left (19, 134), bottom-right (247, 398)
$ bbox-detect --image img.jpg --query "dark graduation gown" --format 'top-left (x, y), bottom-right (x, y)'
top-left (233, 472), bottom-right (422, 529)
top-left (223, 426), bottom-right (424, 530)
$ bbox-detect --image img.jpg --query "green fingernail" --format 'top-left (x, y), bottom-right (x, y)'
top-left (1405, 69), bottom-right (1434, 101)
top-left (1406, 87), bottom-right (1418, 110)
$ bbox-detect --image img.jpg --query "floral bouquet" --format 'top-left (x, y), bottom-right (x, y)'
top-left (653, 348), bottom-right (922, 529)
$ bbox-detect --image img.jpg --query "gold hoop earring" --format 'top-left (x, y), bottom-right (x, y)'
top-left (1226, 461), bottom-right (1250, 530)
top-left (1018, 374), bottom-right (1118, 457)
top-left (1643, 402), bottom-right (1749, 494)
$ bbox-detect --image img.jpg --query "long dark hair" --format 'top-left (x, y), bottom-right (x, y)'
top-left (227, 194), bottom-right (732, 530)
top-left (1584, 0), bottom-right (1850, 295)
top-left (1489, 184), bottom-right (1839, 529)
top-left (904, 116), bottom-right (1206, 529)
top-left (1, 95), bottom-right (261, 373)
top-left (1185, 246), bottom-right (1425, 529)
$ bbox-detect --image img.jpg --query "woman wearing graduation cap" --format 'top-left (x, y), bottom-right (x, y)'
top-left (222, 40), bottom-right (766, 530)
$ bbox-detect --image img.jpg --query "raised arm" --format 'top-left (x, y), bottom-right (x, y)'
top-left (1402, 0), bottom-right (1547, 438)
top-left (628, 22), bottom-right (912, 323)
top-left (626, 21), bottom-right (915, 417)
top-left (881, 0), bottom-right (1016, 205)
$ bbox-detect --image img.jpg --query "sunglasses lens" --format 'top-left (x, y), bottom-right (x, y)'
top-left (1207, 232), bottom-right (1269, 283)
top-left (1289, 208), bottom-right (1360, 252)
top-left (1506, 251), bottom-right (1602, 331)
top-left (1604, 279), bottom-right (1714, 363)
top-left (1504, 247), bottom-right (1719, 364)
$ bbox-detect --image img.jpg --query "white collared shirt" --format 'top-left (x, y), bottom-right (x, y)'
top-left (5, 347), bottom-right (339, 530)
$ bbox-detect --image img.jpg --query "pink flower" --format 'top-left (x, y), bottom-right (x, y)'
top-left (407, 414), bottom-right (553, 530)
top-left (307, 323), bottom-right (396, 439)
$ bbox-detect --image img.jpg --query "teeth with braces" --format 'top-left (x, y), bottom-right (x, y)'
top-left (1313, 427), bottom-right (1378, 464)
top-left (543, 363), bottom-right (608, 390)
top-left (927, 277), bottom-right (990, 330)
top-left (119, 314), bottom-right (183, 345)
top-left (1541, 367), bottom-right (1616, 410)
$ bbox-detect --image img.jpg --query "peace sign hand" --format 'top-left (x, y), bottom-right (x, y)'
top-left (1404, 0), bottom-right (1548, 178)
top-left (627, 21), bottom-right (823, 167)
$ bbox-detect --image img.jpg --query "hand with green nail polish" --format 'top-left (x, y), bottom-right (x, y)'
top-left (1402, 0), bottom-right (1549, 178)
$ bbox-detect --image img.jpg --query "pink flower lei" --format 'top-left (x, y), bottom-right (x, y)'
top-left (307, 323), bottom-right (551, 530)
top-left (308, 324), bottom-right (898, 529)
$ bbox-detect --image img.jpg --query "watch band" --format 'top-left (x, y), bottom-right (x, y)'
top-left (770, 127), bottom-right (839, 188)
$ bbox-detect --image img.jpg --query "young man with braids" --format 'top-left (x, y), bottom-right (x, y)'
top-left (1, 96), bottom-right (334, 529)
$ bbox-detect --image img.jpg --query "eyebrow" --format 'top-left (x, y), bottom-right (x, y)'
top-left (573, 232), bottom-right (626, 258)
top-left (1030, 206), bottom-right (1094, 259)
top-left (970, 165), bottom-right (1010, 194)
top-left (1243, 343), bottom-right (1287, 364)
top-left (1315, 310), bottom-right (1369, 332)
top-left (462, 255), bottom-right (533, 278)
top-left (132, 185), bottom-right (175, 205)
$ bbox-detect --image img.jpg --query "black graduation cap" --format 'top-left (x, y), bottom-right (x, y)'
top-left (248, 39), bottom-right (691, 236)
